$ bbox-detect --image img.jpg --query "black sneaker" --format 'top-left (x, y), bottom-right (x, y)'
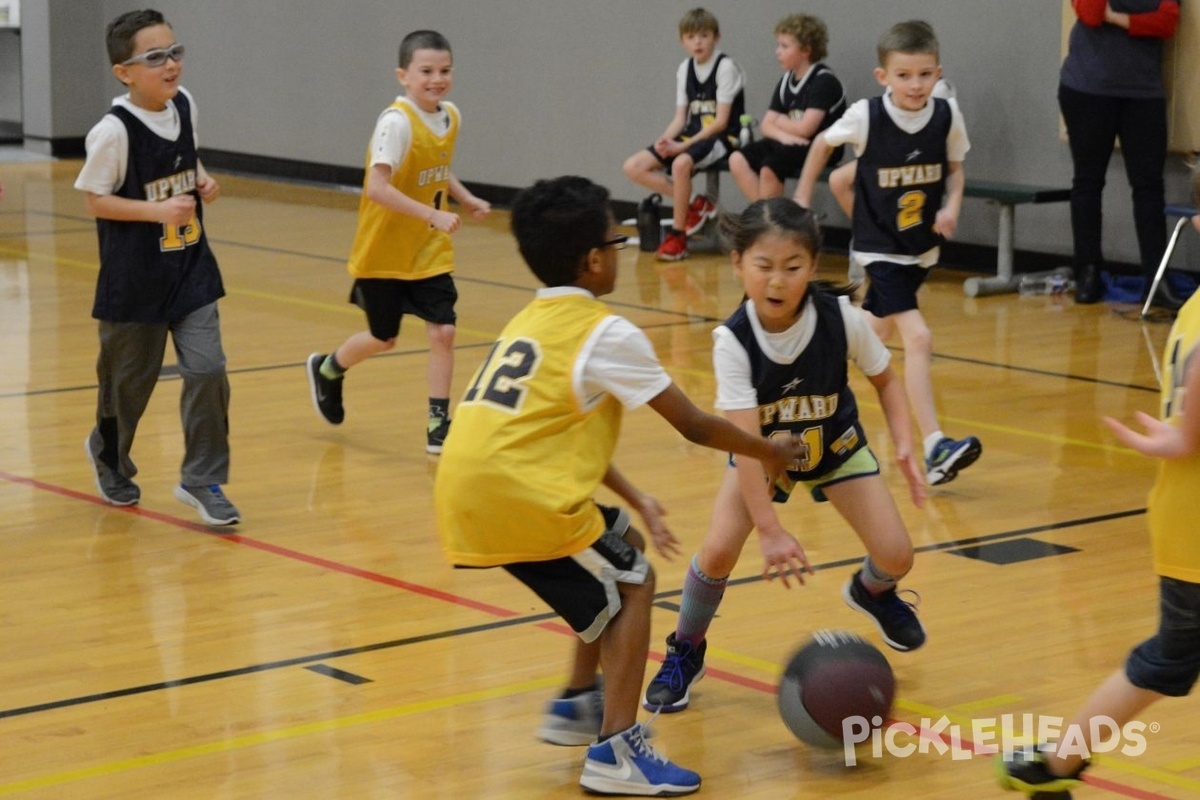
top-left (643, 633), bottom-right (706, 712)
top-left (995, 744), bottom-right (1086, 796)
top-left (84, 435), bottom-right (140, 506)
top-left (842, 570), bottom-right (926, 651)
top-left (306, 353), bottom-right (344, 425)
top-left (426, 417), bottom-right (451, 454)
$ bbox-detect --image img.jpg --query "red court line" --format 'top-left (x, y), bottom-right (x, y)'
top-left (1, 468), bottom-right (1178, 798)
top-left (0, 468), bottom-right (518, 618)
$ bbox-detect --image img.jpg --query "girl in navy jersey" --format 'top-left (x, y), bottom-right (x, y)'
top-left (644, 198), bottom-right (927, 713)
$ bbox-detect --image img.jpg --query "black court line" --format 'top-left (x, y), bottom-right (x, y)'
top-left (0, 210), bottom-right (1162, 395)
top-left (0, 507), bottom-right (1144, 722)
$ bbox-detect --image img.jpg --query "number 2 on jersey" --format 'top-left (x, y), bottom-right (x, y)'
top-left (896, 190), bottom-right (926, 231)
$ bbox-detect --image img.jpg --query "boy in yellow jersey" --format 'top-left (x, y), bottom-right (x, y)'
top-left (435, 176), bottom-right (802, 796)
top-left (307, 30), bottom-right (490, 453)
top-left (998, 166), bottom-right (1200, 796)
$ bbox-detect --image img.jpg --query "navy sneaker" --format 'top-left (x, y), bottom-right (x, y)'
top-left (842, 570), bottom-right (926, 651)
top-left (925, 435), bottom-right (982, 485)
top-left (643, 633), bottom-right (706, 712)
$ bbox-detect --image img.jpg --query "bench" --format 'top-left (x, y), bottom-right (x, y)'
top-left (694, 165), bottom-right (1071, 297)
top-left (960, 181), bottom-right (1071, 297)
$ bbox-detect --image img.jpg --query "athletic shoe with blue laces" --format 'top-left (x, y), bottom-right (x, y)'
top-left (643, 633), bottom-right (706, 712)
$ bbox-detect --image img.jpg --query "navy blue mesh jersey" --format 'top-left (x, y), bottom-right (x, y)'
top-left (722, 289), bottom-right (867, 484)
top-left (684, 53), bottom-right (746, 146)
top-left (93, 91), bottom-right (224, 323)
top-left (851, 96), bottom-right (951, 257)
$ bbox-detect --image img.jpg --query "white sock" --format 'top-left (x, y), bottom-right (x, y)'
top-left (923, 431), bottom-right (945, 460)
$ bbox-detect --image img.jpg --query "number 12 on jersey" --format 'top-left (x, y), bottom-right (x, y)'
top-left (462, 337), bottom-right (543, 412)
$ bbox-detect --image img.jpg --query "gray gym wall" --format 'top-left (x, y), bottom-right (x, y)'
top-left (15, 0), bottom-right (1200, 271)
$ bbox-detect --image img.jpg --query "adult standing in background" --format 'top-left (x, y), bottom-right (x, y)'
top-left (1060, 0), bottom-right (1182, 308)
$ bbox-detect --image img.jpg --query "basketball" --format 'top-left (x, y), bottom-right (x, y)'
top-left (777, 630), bottom-right (895, 749)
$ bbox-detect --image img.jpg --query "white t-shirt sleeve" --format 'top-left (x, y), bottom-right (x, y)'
top-left (712, 325), bottom-right (758, 411)
top-left (947, 97), bottom-right (970, 162)
top-left (368, 103), bottom-right (413, 170)
top-left (821, 97), bottom-right (869, 154)
top-left (716, 58), bottom-right (745, 104)
top-left (674, 59), bottom-right (690, 108)
top-left (580, 316), bottom-right (673, 410)
top-left (74, 115), bottom-right (128, 195)
top-left (841, 297), bottom-right (891, 377)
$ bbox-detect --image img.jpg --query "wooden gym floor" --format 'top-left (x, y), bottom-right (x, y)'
top-left (1, 158), bottom-right (1197, 798)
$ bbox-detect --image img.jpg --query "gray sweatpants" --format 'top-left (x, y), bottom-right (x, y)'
top-left (90, 302), bottom-right (231, 487)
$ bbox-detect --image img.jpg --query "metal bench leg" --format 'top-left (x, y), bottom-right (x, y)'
top-left (995, 204), bottom-right (1014, 282)
top-left (1141, 215), bottom-right (1190, 319)
top-left (963, 203), bottom-right (1020, 297)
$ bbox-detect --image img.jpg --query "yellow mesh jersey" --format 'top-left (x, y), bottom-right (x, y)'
top-left (347, 101), bottom-right (459, 280)
top-left (1148, 294), bottom-right (1200, 583)
top-left (436, 294), bottom-right (623, 566)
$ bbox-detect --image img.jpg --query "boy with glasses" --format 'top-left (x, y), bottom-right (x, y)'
top-left (306, 29), bottom-right (490, 454)
top-left (435, 176), bottom-right (803, 796)
top-left (75, 9), bottom-right (238, 526)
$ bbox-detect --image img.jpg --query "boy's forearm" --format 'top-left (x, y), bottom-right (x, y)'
top-left (794, 136), bottom-right (833, 207)
top-left (86, 193), bottom-right (167, 223)
top-left (943, 163), bottom-right (965, 218)
top-left (601, 465), bottom-right (644, 508)
top-left (448, 174), bottom-right (474, 204)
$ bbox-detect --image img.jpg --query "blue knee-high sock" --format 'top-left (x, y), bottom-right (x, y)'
top-left (676, 555), bottom-right (727, 647)
top-left (858, 555), bottom-right (906, 595)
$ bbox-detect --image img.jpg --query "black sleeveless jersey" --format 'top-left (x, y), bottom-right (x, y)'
top-left (851, 96), bottom-right (951, 257)
top-left (684, 53), bottom-right (746, 146)
top-left (723, 289), bottom-right (867, 483)
top-left (92, 91), bottom-right (224, 323)
top-left (769, 63), bottom-right (845, 133)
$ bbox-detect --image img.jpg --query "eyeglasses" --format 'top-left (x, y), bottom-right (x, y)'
top-left (121, 43), bottom-right (185, 67)
top-left (597, 234), bottom-right (629, 251)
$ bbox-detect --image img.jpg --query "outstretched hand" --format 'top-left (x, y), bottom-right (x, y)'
top-left (1103, 412), bottom-right (1189, 459)
top-left (634, 493), bottom-right (682, 560)
top-left (896, 451), bottom-right (926, 508)
top-left (762, 435), bottom-right (804, 480)
top-left (758, 526), bottom-right (813, 588)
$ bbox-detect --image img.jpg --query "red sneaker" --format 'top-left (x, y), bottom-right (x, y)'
top-left (684, 194), bottom-right (717, 236)
top-left (656, 231), bottom-right (689, 261)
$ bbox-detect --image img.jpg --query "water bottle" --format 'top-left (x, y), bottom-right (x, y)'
top-left (1018, 273), bottom-right (1075, 296)
top-left (738, 114), bottom-right (755, 149)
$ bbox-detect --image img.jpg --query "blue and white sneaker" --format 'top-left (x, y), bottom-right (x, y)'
top-left (925, 435), bottom-right (982, 486)
top-left (537, 684), bottom-right (603, 746)
top-left (580, 722), bottom-right (700, 796)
